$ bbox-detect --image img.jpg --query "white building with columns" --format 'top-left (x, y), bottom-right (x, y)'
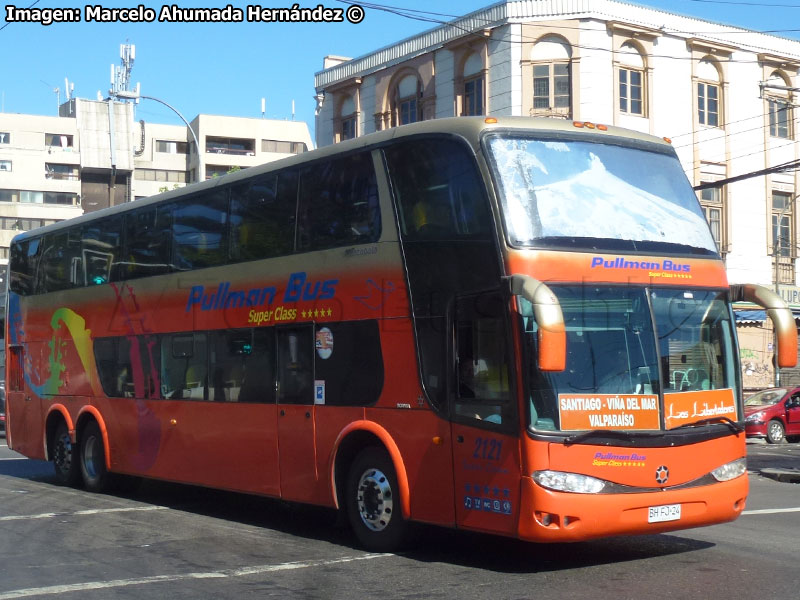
top-left (314, 0), bottom-right (800, 387)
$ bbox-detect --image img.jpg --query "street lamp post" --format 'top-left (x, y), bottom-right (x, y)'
top-left (113, 90), bottom-right (202, 184)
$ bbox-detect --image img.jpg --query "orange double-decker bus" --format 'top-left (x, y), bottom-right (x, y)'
top-left (5, 117), bottom-right (796, 551)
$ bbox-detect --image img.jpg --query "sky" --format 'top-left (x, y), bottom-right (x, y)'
top-left (1, 0), bottom-right (799, 142)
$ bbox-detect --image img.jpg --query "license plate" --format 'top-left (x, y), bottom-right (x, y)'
top-left (648, 504), bottom-right (681, 523)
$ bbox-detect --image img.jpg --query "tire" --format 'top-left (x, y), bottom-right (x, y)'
top-left (52, 421), bottom-right (80, 486)
top-left (79, 421), bottom-right (111, 493)
top-left (346, 447), bottom-right (409, 553)
top-left (766, 419), bottom-right (786, 444)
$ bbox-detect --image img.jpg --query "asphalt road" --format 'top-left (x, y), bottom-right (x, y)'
top-left (0, 437), bottom-right (797, 600)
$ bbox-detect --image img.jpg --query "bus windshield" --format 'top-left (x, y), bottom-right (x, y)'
top-left (521, 286), bottom-right (739, 433)
top-left (486, 134), bottom-right (718, 255)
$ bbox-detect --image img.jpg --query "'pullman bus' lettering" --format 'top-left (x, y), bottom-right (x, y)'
top-left (185, 272), bottom-right (338, 312)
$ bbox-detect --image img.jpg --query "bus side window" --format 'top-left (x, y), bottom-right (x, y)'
top-left (124, 204), bottom-right (174, 280)
top-left (9, 238), bottom-right (39, 296)
top-left (277, 326), bottom-right (313, 404)
top-left (161, 333), bottom-right (208, 401)
top-left (81, 216), bottom-right (122, 286)
top-left (36, 230), bottom-right (82, 293)
top-left (313, 321), bottom-right (384, 406)
top-left (230, 170), bottom-right (297, 262)
top-left (238, 328), bottom-right (277, 403)
top-left (454, 292), bottom-right (512, 426)
top-left (173, 190), bottom-right (229, 271)
top-left (297, 152), bottom-right (380, 251)
top-left (209, 328), bottom-right (276, 403)
top-left (384, 138), bottom-right (492, 240)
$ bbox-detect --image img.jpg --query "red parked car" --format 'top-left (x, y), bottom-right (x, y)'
top-left (744, 387), bottom-right (800, 444)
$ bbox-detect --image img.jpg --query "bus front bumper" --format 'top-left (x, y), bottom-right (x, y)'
top-left (516, 474), bottom-right (748, 542)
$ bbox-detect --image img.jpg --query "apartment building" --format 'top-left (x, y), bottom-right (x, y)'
top-left (0, 98), bottom-right (313, 255)
top-left (314, 0), bottom-right (799, 388)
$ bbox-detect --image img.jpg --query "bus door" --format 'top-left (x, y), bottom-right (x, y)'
top-left (276, 324), bottom-right (318, 502)
top-left (6, 344), bottom-right (43, 457)
top-left (450, 293), bottom-right (520, 536)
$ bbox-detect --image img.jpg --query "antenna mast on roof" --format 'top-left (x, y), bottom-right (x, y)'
top-left (111, 43), bottom-right (137, 97)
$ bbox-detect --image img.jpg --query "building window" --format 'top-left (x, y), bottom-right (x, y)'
top-left (206, 136), bottom-right (255, 156)
top-left (765, 70), bottom-right (794, 139)
top-left (206, 165), bottom-right (236, 179)
top-left (618, 43), bottom-right (645, 116)
top-left (0, 160), bottom-right (11, 172)
top-left (699, 186), bottom-right (723, 248)
top-left (393, 74), bottom-right (420, 126)
top-left (619, 68), bottom-right (643, 115)
top-left (696, 59), bottom-right (722, 128)
top-left (461, 52), bottom-right (485, 116)
top-left (261, 139), bottom-right (306, 154)
top-left (338, 94), bottom-right (357, 141)
top-left (44, 192), bottom-right (79, 205)
top-left (0, 189), bottom-right (18, 202)
top-left (698, 83), bottom-right (719, 127)
top-left (156, 140), bottom-right (188, 154)
top-left (1, 217), bottom-right (57, 231)
top-left (45, 163), bottom-right (79, 180)
top-left (135, 168), bottom-right (187, 183)
top-left (529, 36), bottom-right (572, 118)
top-left (533, 64), bottom-right (570, 113)
top-left (0, 132), bottom-right (9, 144)
top-left (45, 133), bottom-right (74, 148)
top-left (769, 99), bottom-right (791, 139)
top-left (772, 190), bottom-right (795, 284)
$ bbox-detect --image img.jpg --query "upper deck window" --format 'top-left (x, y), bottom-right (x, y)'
top-left (486, 134), bottom-right (718, 255)
top-left (385, 138), bottom-right (492, 241)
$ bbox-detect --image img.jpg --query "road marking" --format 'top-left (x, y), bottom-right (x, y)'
top-left (0, 554), bottom-right (389, 599)
top-left (742, 507), bottom-right (800, 515)
top-left (0, 506), bottom-right (168, 522)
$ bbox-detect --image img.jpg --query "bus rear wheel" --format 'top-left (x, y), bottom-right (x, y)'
top-left (346, 447), bottom-right (409, 553)
top-left (52, 421), bottom-right (80, 486)
top-left (79, 421), bottom-right (110, 493)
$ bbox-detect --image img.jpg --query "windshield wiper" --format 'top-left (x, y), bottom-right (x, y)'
top-left (562, 428), bottom-right (663, 446)
top-left (671, 416), bottom-right (744, 434)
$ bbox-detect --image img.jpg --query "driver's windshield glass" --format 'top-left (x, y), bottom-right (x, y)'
top-left (745, 389), bottom-right (786, 406)
top-left (487, 135), bottom-right (718, 255)
top-left (522, 286), bottom-right (738, 432)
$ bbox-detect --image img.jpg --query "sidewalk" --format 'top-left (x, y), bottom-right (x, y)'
top-left (746, 440), bottom-right (800, 483)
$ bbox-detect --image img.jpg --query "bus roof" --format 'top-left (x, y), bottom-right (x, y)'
top-left (9, 116), bottom-right (674, 244)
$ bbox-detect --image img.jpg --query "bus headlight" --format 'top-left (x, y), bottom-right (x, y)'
top-left (532, 470), bottom-right (606, 494)
top-left (711, 458), bottom-right (747, 482)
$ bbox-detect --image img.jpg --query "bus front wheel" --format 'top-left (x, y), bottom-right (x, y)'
top-left (79, 421), bottom-right (110, 493)
top-left (346, 447), bottom-right (409, 552)
top-left (52, 421), bottom-right (80, 486)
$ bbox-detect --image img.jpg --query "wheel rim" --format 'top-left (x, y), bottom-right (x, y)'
top-left (356, 467), bottom-right (394, 532)
top-left (769, 422), bottom-right (784, 442)
top-left (54, 432), bottom-right (73, 474)
top-left (83, 434), bottom-right (101, 480)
